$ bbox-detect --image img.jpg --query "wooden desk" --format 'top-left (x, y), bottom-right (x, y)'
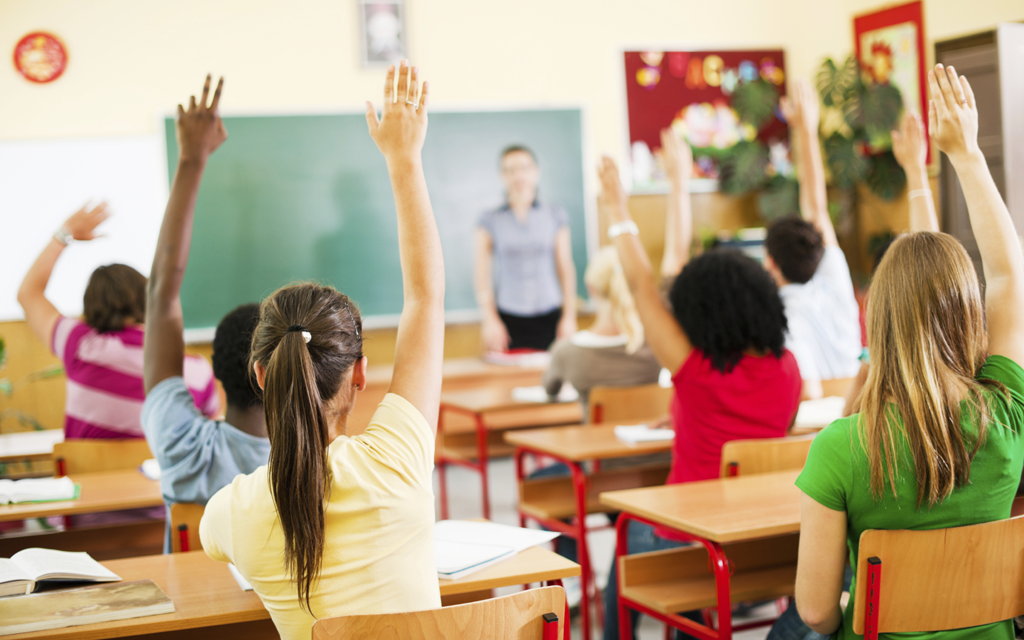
top-left (437, 383), bottom-right (583, 521)
top-left (599, 470), bottom-right (802, 640)
top-left (0, 469), bottom-right (163, 523)
top-left (3, 548), bottom-right (580, 640)
top-left (0, 430), bottom-right (63, 478)
top-left (505, 423), bottom-right (670, 640)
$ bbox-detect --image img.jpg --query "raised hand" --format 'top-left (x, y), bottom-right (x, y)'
top-left (927, 64), bottom-right (979, 163)
top-left (366, 60), bottom-right (429, 164)
top-left (659, 128), bottom-right (693, 188)
top-left (62, 202), bottom-right (110, 241)
top-left (598, 156), bottom-right (630, 221)
top-left (176, 74), bottom-right (228, 164)
top-left (891, 111), bottom-right (928, 173)
top-left (780, 77), bottom-right (820, 132)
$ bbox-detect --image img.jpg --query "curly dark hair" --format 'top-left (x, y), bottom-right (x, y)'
top-left (212, 303), bottom-right (262, 410)
top-left (764, 217), bottom-right (825, 284)
top-left (669, 249), bottom-right (788, 374)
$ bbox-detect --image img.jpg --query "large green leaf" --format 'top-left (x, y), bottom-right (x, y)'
top-left (865, 151), bottom-right (907, 201)
top-left (732, 79), bottom-right (778, 130)
top-left (844, 83), bottom-right (902, 143)
top-left (816, 56), bottom-right (860, 108)
top-left (823, 133), bottom-right (869, 189)
top-left (758, 175), bottom-right (800, 221)
top-left (0, 337), bottom-right (5, 371)
top-left (719, 141), bottom-right (769, 195)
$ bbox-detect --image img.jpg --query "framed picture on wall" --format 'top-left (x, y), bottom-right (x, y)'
top-left (359, 0), bottom-right (406, 67)
top-left (622, 49), bottom-right (789, 193)
top-left (854, 1), bottom-right (928, 161)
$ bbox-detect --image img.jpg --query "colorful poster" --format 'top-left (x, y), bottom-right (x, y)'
top-left (854, 1), bottom-right (928, 160)
top-left (623, 49), bottom-right (788, 191)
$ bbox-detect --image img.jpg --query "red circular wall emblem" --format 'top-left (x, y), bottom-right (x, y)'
top-left (13, 32), bottom-right (67, 83)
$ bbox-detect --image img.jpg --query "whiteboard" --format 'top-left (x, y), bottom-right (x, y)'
top-left (0, 135), bottom-right (168, 321)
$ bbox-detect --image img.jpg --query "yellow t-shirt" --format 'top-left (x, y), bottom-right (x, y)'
top-left (199, 393), bottom-right (440, 640)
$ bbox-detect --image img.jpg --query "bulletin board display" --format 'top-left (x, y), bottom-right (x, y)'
top-left (623, 49), bottom-right (788, 191)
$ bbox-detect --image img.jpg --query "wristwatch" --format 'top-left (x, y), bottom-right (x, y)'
top-left (607, 220), bottom-right (640, 240)
top-left (53, 228), bottom-right (75, 246)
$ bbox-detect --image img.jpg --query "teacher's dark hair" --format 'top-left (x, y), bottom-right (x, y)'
top-left (249, 283), bottom-right (363, 613)
top-left (669, 249), bottom-right (788, 374)
top-left (500, 144), bottom-right (537, 165)
top-left (83, 264), bottom-right (147, 333)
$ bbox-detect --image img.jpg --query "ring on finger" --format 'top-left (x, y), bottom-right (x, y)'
top-left (406, 100), bottom-right (417, 106)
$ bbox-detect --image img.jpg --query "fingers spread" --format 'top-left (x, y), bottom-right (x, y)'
top-left (419, 80), bottom-right (430, 111)
top-left (188, 95), bottom-right (197, 112)
top-left (407, 66), bottom-right (419, 106)
top-left (927, 70), bottom-right (949, 120)
top-left (384, 65), bottom-right (395, 105)
top-left (396, 60), bottom-right (410, 103)
top-left (210, 77), bottom-right (224, 112)
top-left (177, 104), bottom-right (185, 118)
top-left (946, 65), bottom-right (967, 106)
top-left (960, 75), bottom-right (976, 110)
top-left (927, 99), bottom-right (938, 138)
top-left (933, 65), bottom-right (957, 113)
top-left (200, 74), bottom-right (211, 110)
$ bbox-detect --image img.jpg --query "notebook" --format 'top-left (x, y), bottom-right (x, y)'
top-left (614, 425), bottom-right (675, 444)
top-left (0, 477), bottom-right (78, 505)
top-left (511, 384), bottom-right (579, 404)
top-left (434, 520), bottom-right (559, 580)
top-left (0, 580), bottom-right (174, 636)
top-left (0, 549), bottom-right (121, 598)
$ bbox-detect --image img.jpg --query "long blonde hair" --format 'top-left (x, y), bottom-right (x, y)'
top-left (585, 246), bottom-right (644, 354)
top-left (860, 232), bottom-right (1003, 507)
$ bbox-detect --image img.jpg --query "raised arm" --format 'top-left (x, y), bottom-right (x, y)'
top-left (366, 61), bottom-right (445, 430)
top-left (659, 128), bottom-right (693, 278)
top-left (930, 64), bottom-right (1024, 364)
top-left (781, 78), bottom-right (837, 246)
top-left (599, 156), bottom-right (691, 374)
top-left (17, 203), bottom-right (110, 347)
top-left (554, 227), bottom-right (578, 339)
top-left (891, 111), bottom-right (939, 232)
top-left (144, 75), bottom-right (228, 393)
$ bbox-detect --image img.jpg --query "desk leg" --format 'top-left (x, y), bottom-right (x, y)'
top-left (474, 412), bottom-right (491, 521)
top-left (569, 460), bottom-right (594, 640)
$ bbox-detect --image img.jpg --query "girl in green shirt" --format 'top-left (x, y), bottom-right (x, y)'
top-left (772, 65), bottom-right (1024, 640)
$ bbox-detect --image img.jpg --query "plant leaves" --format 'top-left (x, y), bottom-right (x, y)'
top-left (865, 151), bottom-right (907, 201)
top-left (816, 56), bottom-right (859, 108)
top-left (823, 132), bottom-right (869, 189)
top-left (732, 79), bottom-right (778, 130)
top-left (719, 140), bottom-right (770, 195)
top-left (0, 337), bottom-right (5, 371)
top-left (758, 175), bottom-right (800, 221)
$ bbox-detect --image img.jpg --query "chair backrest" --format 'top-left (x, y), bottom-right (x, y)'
top-left (853, 516), bottom-right (1024, 636)
top-left (169, 502), bottom-right (206, 553)
top-left (719, 434), bottom-right (815, 478)
top-left (820, 377), bottom-right (855, 399)
top-left (53, 439), bottom-right (153, 475)
top-left (588, 383), bottom-right (673, 424)
top-left (312, 586), bottom-right (567, 640)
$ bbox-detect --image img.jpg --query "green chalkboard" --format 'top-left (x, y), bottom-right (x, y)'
top-left (165, 109), bottom-right (590, 331)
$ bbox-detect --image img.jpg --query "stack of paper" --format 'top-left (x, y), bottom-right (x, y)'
top-left (434, 520), bottom-right (558, 581)
top-left (614, 425), bottom-right (675, 445)
top-left (794, 396), bottom-right (845, 430)
top-left (0, 477), bottom-right (77, 505)
top-left (511, 384), bottom-right (579, 404)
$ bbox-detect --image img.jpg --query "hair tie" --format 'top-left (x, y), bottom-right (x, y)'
top-left (286, 324), bottom-right (312, 344)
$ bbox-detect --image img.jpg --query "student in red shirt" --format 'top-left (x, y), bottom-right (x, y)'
top-left (597, 131), bottom-right (802, 639)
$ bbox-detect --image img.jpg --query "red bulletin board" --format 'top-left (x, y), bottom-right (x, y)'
top-left (623, 49), bottom-right (788, 188)
top-left (853, 1), bottom-right (928, 162)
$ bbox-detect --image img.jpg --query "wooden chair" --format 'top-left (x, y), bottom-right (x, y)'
top-left (53, 438), bottom-right (153, 475)
top-left (719, 434), bottom-right (816, 478)
top-left (854, 516), bottom-right (1024, 638)
top-left (170, 502), bottom-right (206, 553)
top-left (312, 586), bottom-right (568, 639)
top-left (588, 383), bottom-right (673, 424)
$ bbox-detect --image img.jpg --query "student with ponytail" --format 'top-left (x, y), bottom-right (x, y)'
top-left (200, 60), bottom-right (444, 640)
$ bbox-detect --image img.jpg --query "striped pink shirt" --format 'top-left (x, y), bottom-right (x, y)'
top-left (52, 317), bottom-right (219, 439)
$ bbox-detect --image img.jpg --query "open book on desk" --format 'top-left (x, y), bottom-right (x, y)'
top-left (435, 520), bottom-right (559, 581)
top-left (0, 477), bottom-right (77, 505)
top-left (0, 580), bottom-right (173, 636)
top-left (0, 549), bottom-right (120, 597)
top-left (614, 424), bottom-right (675, 444)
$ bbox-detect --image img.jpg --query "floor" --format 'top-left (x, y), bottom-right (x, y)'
top-left (433, 457), bottom-right (773, 640)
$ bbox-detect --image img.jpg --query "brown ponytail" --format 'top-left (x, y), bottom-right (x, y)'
top-left (249, 283), bottom-right (363, 613)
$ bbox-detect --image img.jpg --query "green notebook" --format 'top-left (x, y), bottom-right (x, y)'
top-left (0, 477), bottom-right (79, 504)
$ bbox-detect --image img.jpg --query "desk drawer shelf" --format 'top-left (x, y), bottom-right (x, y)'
top-left (519, 463), bottom-right (670, 521)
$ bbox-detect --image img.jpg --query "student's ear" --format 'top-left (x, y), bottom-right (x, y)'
top-left (253, 361), bottom-right (266, 390)
top-left (352, 356), bottom-right (368, 392)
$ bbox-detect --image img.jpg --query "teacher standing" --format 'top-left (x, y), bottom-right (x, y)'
top-left (475, 145), bottom-right (578, 352)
